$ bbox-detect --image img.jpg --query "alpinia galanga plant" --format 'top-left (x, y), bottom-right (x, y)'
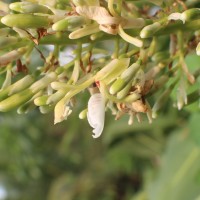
top-left (0, 0), bottom-right (199, 138)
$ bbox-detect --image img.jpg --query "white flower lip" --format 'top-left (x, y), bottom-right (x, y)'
top-left (87, 93), bottom-right (105, 138)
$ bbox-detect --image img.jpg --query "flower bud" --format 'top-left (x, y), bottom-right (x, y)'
top-left (34, 95), bottom-right (48, 106)
top-left (9, 2), bottom-right (52, 14)
top-left (124, 92), bottom-right (141, 103)
top-left (79, 108), bottom-right (87, 119)
top-left (69, 23), bottom-right (99, 39)
top-left (152, 51), bottom-right (169, 64)
top-left (17, 101), bottom-right (35, 114)
top-left (54, 98), bottom-right (72, 124)
top-left (0, 89), bottom-right (34, 112)
top-left (46, 90), bottom-right (66, 105)
top-left (8, 75), bottom-right (34, 95)
top-left (1, 69), bottom-right (12, 90)
top-left (116, 82), bottom-right (132, 99)
top-left (109, 62), bottom-right (140, 94)
top-left (140, 22), bottom-right (161, 38)
top-left (39, 105), bottom-right (54, 114)
top-left (95, 58), bottom-right (130, 84)
top-left (181, 8), bottom-right (200, 23)
top-left (0, 36), bottom-right (18, 50)
top-left (52, 16), bottom-right (87, 31)
top-left (0, 47), bottom-right (27, 67)
top-left (0, 17), bottom-right (6, 28)
top-left (30, 72), bottom-right (57, 93)
top-left (73, 0), bottom-right (99, 6)
top-left (0, 75), bottom-right (33, 102)
top-left (1, 14), bottom-right (51, 29)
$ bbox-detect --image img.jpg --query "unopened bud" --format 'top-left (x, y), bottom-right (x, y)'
top-left (124, 92), bottom-right (141, 103)
top-left (110, 62), bottom-right (140, 94)
top-left (0, 47), bottom-right (27, 67)
top-left (30, 72), bottom-right (57, 93)
top-left (72, 0), bottom-right (99, 6)
top-left (69, 23), bottom-right (99, 39)
top-left (9, 2), bottom-right (52, 14)
top-left (17, 101), bottom-right (35, 114)
top-left (0, 36), bottom-right (18, 49)
top-left (1, 69), bottom-right (12, 90)
top-left (95, 58), bottom-right (130, 84)
top-left (79, 108), bottom-right (87, 119)
top-left (8, 75), bottom-right (34, 95)
top-left (34, 95), bottom-right (48, 106)
top-left (52, 16), bottom-right (87, 31)
top-left (46, 90), bottom-right (66, 105)
top-left (181, 8), bottom-right (200, 23)
top-left (117, 82), bottom-right (132, 99)
top-left (152, 51), bottom-right (169, 64)
top-left (140, 22), bottom-right (161, 38)
top-left (0, 89), bottom-right (33, 112)
top-left (1, 14), bottom-right (51, 29)
top-left (39, 105), bottom-right (54, 114)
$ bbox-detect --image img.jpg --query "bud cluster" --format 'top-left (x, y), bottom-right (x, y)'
top-left (0, 0), bottom-right (199, 137)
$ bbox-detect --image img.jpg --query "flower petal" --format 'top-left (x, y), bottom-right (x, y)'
top-left (87, 93), bottom-right (105, 138)
top-left (76, 6), bottom-right (120, 25)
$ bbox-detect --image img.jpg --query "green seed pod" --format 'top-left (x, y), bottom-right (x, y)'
top-left (0, 89), bottom-right (34, 112)
top-left (9, 2), bottom-right (52, 14)
top-left (52, 16), bottom-right (87, 31)
top-left (1, 14), bottom-right (51, 29)
top-left (181, 8), bottom-right (200, 23)
top-left (140, 22), bottom-right (161, 38)
top-left (0, 36), bottom-right (18, 50)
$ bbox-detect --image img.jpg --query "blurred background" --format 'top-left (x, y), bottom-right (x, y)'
top-left (1, 0), bottom-right (200, 200)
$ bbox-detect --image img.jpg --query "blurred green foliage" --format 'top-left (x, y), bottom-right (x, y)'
top-left (0, 97), bottom-right (200, 200)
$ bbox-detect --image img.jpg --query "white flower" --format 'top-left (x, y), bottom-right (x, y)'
top-left (74, 6), bottom-right (143, 47)
top-left (87, 93), bottom-right (105, 138)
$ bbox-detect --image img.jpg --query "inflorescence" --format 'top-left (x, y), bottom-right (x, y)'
top-left (0, 0), bottom-right (200, 138)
